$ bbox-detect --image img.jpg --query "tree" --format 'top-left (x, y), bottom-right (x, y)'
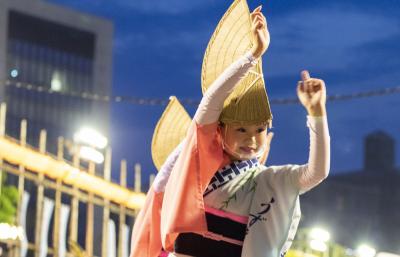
top-left (0, 173), bottom-right (19, 225)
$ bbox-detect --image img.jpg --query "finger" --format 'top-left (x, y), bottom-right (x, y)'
top-left (297, 81), bottom-right (304, 96)
top-left (316, 79), bottom-right (325, 88)
top-left (253, 21), bottom-right (263, 30)
top-left (252, 14), bottom-right (265, 24)
top-left (255, 15), bottom-right (264, 23)
top-left (262, 14), bottom-right (268, 27)
top-left (254, 19), bottom-right (265, 26)
top-left (251, 10), bottom-right (262, 16)
top-left (309, 80), bottom-right (316, 92)
top-left (252, 14), bottom-right (264, 22)
top-left (252, 12), bottom-right (264, 18)
top-left (311, 81), bottom-right (320, 92)
top-left (252, 12), bottom-right (267, 24)
top-left (252, 22), bottom-right (262, 31)
top-left (308, 84), bottom-right (313, 94)
top-left (253, 5), bottom-right (262, 13)
top-left (303, 82), bottom-right (310, 94)
top-left (251, 8), bottom-right (262, 17)
top-left (301, 70), bottom-right (311, 81)
top-left (308, 79), bottom-right (323, 92)
top-left (297, 81), bottom-right (304, 92)
top-left (251, 18), bottom-right (259, 26)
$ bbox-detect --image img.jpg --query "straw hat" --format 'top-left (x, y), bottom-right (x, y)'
top-left (151, 0), bottom-right (273, 170)
top-left (201, 0), bottom-right (272, 126)
top-left (151, 96), bottom-right (191, 170)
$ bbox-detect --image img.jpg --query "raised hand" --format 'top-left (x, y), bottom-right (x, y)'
top-left (250, 6), bottom-right (270, 59)
top-left (297, 70), bottom-right (327, 117)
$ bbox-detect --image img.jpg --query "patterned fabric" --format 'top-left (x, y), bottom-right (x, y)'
top-left (204, 158), bottom-right (259, 197)
top-left (203, 162), bottom-right (304, 257)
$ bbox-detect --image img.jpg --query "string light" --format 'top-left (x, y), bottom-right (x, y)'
top-left (4, 80), bottom-right (400, 107)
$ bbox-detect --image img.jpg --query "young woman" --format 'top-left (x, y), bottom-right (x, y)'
top-left (130, 4), bottom-right (330, 257)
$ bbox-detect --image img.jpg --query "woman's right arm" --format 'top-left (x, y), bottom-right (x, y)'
top-left (194, 6), bottom-right (270, 125)
top-left (194, 52), bottom-right (258, 125)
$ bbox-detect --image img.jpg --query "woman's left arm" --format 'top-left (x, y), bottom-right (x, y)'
top-left (296, 71), bottom-right (330, 191)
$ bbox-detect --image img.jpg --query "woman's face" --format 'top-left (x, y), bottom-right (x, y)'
top-left (220, 123), bottom-right (268, 160)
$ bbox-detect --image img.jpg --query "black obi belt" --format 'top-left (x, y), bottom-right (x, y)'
top-left (174, 211), bottom-right (247, 257)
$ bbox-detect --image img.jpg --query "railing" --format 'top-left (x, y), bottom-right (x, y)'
top-left (0, 103), bottom-right (152, 257)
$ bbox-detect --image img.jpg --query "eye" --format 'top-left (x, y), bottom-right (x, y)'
top-left (236, 127), bottom-right (246, 133)
top-left (257, 127), bottom-right (266, 133)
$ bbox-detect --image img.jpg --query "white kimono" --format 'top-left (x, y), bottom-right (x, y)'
top-left (153, 52), bottom-right (330, 257)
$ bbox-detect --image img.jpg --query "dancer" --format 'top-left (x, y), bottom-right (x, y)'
top-left (130, 1), bottom-right (330, 257)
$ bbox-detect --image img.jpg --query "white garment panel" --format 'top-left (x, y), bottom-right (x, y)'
top-left (59, 204), bottom-right (70, 257)
top-left (19, 191), bottom-right (30, 257)
top-left (122, 224), bottom-right (130, 257)
top-left (39, 198), bottom-right (55, 257)
top-left (241, 165), bottom-right (302, 257)
top-left (107, 219), bottom-right (117, 257)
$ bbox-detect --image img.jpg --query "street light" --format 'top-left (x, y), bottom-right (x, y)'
top-left (308, 228), bottom-right (331, 252)
top-left (356, 244), bottom-right (376, 257)
top-left (73, 127), bottom-right (108, 149)
top-left (72, 127), bottom-right (108, 164)
top-left (310, 240), bottom-right (328, 252)
top-left (310, 228), bottom-right (331, 242)
top-left (0, 223), bottom-right (24, 240)
top-left (79, 146), bottom-right (105, 164)
top-left (376, 252), bottom-right (400, 257)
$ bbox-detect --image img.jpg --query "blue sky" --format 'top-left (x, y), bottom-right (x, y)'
top-left (48, 0), bottom-right (400, 186)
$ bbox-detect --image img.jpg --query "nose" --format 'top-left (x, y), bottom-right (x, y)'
top-left (245, 134), bottom-right (257, 145)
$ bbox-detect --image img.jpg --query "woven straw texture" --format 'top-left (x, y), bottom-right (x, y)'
top-left (151, 96), bottom-right (191, 170)
top-left (201, 0), bottom-right (272, 125)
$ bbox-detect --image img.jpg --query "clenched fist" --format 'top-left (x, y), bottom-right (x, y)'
top-left (297, 70), bottom-right (327, 117)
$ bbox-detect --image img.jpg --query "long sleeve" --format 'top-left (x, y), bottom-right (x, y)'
top-left (194, 51), bottom-right (257, 125)
top-left (129, 142), bottom-right (184, 257)
top-left (297, 115), bottom-right (330, 191)
top-left (153, 141), bottom-right (184, 193)
top-left (160, 52), bottom-right (258, 252)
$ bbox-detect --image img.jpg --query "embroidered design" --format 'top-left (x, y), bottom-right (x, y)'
top-left (220, 167), bottom-right (258, 209)
top-left (203, 158), bottom-right (259, 197)
top-left (246, 197), bottom-right (275, 233)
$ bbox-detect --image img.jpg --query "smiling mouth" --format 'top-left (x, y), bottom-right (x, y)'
top-left (240, 146), bottom-right (256, 153)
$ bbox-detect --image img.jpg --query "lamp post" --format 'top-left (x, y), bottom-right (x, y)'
top-left (309, 227), bottom-right (331, 257)
top-left (356, 244), bottom-right (376, 257)
top-left (71, 127), bottom-right (108, 164)
top-left (0, 223), bottom-right (24, 257)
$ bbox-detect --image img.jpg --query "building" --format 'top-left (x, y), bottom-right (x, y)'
top-left (0, 1), bottom-right (113, 256)
top-left (300, 131), bottom-right (400, 254)
top-left (0, 0), bottom-right (113, 155)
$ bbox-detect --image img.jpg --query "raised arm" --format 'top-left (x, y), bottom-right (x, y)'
top-left (194, 6), bottom-right (270, 125)
top-left (296, 71), bottom-right (330, 191)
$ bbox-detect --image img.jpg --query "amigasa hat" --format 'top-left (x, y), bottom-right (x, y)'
top-left (201, 0), bottom-right (272, 126)
top-left (152, 0), bottom-right (273, 170)
top-left (151, 96), bottom-right (191, 170)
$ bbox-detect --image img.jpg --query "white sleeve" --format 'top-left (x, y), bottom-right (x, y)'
top-left (152, 141), bottom-right (184, 193)
top-left (297, 116), bottom-right (330, 192)
top-left (194, 51), bottom-right (257, 125)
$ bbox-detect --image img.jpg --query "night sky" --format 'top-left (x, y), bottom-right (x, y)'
top-left (48, 0), bottom-right (400, 187)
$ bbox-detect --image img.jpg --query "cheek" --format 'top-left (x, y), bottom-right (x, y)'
top-left (255, 133), bottom-right (267, 147)
top-left (223, 130), bottom-right (241, 147)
